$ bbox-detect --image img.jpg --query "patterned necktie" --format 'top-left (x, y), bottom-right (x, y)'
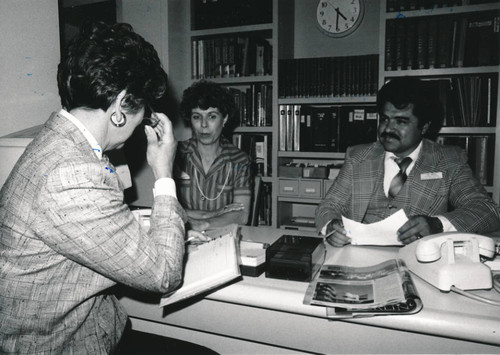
top-left (388, 157), bottom-right (412, 198)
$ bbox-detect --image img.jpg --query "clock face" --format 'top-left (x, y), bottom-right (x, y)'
top-left (316, 0), bottom-right (364, 38)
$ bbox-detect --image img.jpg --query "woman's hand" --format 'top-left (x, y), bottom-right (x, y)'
top-left (186, 230), bottom-right (212, 245)
top-left (144, 113), bottom-right (176, 180)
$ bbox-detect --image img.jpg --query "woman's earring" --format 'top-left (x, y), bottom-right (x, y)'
top-left (111, 112), bottom-right (126, 127)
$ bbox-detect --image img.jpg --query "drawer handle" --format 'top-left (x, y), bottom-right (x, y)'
top-left (305, 188), bottom-right (316, 193)
top-left (283, 187), bottom-right (294, 191)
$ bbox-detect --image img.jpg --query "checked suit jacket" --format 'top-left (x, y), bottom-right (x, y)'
top-left (316, 139), bottom-right (500, 234)
top-left (0, 112), bottom-right (187, 354)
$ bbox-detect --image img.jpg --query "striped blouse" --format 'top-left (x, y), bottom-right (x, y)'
top-left (175, 137), bottom-right (252, 211)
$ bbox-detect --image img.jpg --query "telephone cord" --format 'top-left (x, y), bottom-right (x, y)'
top-left (450, 285), bottom-right (500, 306)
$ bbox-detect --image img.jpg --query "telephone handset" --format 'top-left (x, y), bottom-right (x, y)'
top-left (399, 232), bottom-right (495, 291)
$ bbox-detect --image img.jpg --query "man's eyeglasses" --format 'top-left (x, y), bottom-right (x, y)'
top-left (143, 105), bottom-right (160, 128)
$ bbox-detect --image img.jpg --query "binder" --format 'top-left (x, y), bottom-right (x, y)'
top-left (160, 224), bottom-right (241, 307)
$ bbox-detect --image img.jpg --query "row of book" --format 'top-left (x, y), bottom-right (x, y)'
top-left (191, 0), bottom-right (272, 30)
top-left (228, 84), bottom-right (272, 127)
top-left (279, 104), bottom-right (378, 153)
top-left (191, 35), bottom-right (272, 80)
top-left (437, 135), bottom-right (495, 185)
top-left (385, 11), bottom-right (500, 70)
top-left (232, 133), bottom-right (272, 177)
top-left (386, 0), bottom-right (499, 12)
top-left (425, 74), bottom-right (497, 127)
top-left (278, 55), bottom-right (379, 99)
top-left (254, 181), bottom-right (272, 227)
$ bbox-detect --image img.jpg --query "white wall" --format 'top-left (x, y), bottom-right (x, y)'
top-left (0, 0), bottom-right (61, 137)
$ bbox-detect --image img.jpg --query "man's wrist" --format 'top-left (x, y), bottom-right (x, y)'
top-left (430, 216), bottom-right (444, 234)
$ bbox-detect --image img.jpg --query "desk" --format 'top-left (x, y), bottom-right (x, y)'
top-left (117, 226), bottom-right (500, 354)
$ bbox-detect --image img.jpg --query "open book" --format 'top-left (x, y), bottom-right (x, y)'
top-left (303, 259), bottom-right (422, 318)
top-left (160, 224), bottom-right (241, 307)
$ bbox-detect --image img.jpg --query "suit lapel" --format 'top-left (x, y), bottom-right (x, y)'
top-left (352, 143), bottom-right (385, 221)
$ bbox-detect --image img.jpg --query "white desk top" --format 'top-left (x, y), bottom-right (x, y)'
top-left (119, 226), bottom-right (500, 348)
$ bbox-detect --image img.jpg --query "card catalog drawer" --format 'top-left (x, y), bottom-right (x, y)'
top-left (299, 179), bottom-right (322, 198)
top-left (279, 179), bottom-right (299, 196)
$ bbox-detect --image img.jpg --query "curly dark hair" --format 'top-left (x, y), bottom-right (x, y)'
top-left (376, 76), bottom-right (443, 138)
top-left (57, 22), bottom-right (167, 114)
top-left (180, 80), bottom-right (236, 122)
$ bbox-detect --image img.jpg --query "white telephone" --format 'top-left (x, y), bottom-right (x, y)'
top-left (399, 232), bottom-right (496, 291)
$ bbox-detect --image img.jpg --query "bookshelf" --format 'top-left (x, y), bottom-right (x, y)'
top-left (275, 54), bottom-right (378, 230)
top-left (188, 0), bottom-right (294, 227)
top-left (379, 0), bottom-right (500, 203)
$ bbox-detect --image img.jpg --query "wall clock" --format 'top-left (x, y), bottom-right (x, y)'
top-left (316, 0), bottom-right (364, 38)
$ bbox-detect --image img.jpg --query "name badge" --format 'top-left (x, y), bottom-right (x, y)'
top-left (421, 172), bottom-right (443, 180)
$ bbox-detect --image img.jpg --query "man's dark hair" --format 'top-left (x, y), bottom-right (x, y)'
top-left (57, 22), bottom-right (167, 114)
top-left (180, 80), bottom-right (236, 122)
top-left (377, 77), bottom-right (443, 138)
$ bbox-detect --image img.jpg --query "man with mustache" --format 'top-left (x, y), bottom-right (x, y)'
top-left (316, 77), bottom-right (500, 246)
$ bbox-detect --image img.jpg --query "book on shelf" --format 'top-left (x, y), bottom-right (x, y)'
top-left (278, 55), bottom-right (378, 98)
top-left (286, 104), bottom-right (293, 151)
top-left (233, 133), bottom-right (272, 177)
top-left (293, 104), bottom-right (301, 151)
top-left (303, 259), bottom-right (423, 319)
top-left (463, 11), bottom-right (500, 67)
top-left (386, 10), bottom-right (500, 71)
top-left (437, 16), bottom-right (454, 68)
top-left (310, 106), bottom-right (338, 152)
top-left (228, 84), bottom-right (272, 127)
top-left (437, 135), bottom-right (494, 185)
top-left (427, 16), bottom-right (438, 69)
top-left (279, 104), bottom-right (287, 151)
top-left (191, 35), bottom-right (272, 79)
top-left (338, 105), bottom-right (378, 152)
top-left (160, 224), bottom-right (241, 307)
top-left (299, 106), bottom-right (313, 152)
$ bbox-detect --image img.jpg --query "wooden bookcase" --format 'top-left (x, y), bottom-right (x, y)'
top-left (188, 0), bottom-right (295, 227)
top-left (379, 0), bottom-right (500, 204)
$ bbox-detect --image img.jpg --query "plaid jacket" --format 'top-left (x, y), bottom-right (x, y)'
top-left (0, 112), bottom-right (186, 354)
top-left (316, 139), bottom-right (500, 234)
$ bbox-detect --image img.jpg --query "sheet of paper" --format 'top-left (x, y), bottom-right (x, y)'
top-left (342, 209), bottom-right (408, 246)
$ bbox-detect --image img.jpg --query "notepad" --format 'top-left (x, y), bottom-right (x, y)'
top-left (160, 224), bottom-right (241, 307)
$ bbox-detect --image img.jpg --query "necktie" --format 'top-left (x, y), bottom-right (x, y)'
top-left (388, 157), bottom-right (412, 198)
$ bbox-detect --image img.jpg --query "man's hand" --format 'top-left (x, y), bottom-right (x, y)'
top-left (144, 113), bottom-right (176, 180)
top-left (324, 219), bottom-right (351, 247)
top-left (397, 215), bottom-right (444, 245)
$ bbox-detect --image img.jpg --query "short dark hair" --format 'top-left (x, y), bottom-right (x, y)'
top-left (180, 80), bottom-right (236, 121)
top-left (57, 22), bottom-right (167, 114)
top-left (377, 77), bottom-right (443, 137)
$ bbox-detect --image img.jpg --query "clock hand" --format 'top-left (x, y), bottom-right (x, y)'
top-left (336, 9), bottom-right (340, 31)
top-left (334, 7), bottom-right (347, 21)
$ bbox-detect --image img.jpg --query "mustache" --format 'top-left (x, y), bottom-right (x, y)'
top-left (380, 132), bottom-right (400, 140)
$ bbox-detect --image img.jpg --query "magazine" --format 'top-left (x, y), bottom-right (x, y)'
top-left (303, 259), bottom-right (422, 318)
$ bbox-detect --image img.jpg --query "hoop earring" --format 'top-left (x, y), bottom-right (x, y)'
top-left (111, 112), bottom-right (126, 127)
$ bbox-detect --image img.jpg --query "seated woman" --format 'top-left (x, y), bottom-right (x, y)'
top-left (175, 80), bottom-right (252, 233)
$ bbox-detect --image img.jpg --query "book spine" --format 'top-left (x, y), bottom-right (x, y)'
top-left (286, 104), bottom-right (293, 151)
top-left (293, 105), bottom-right (301, 151)
top-left (279, 104), bottom-right (287, 151)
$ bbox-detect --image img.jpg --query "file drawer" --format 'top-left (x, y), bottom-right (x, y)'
top-left (279, 179), bottom-right (299, 196)
top-left (299, 179), bottom-right (322, 198)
